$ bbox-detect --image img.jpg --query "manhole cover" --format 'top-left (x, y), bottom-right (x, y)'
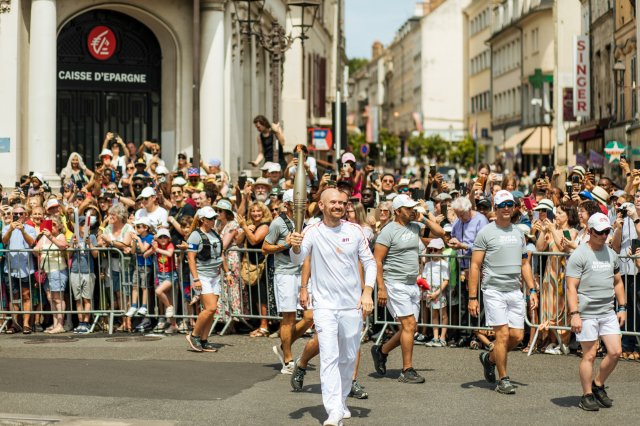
top-left (105, 337), bottom-right (135, 343)
top-left (136, 336), bottom-right (162, 342)
top-left (23, 338), bottom-right (79, 345)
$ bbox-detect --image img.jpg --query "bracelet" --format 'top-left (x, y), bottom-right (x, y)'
top-left (634, 219), bottom-right (640, 225)
top-left (617, 306), bottom-right (627, 312)
top-left (193, 278), bottom-right (200, 282)
top-left (569, 310), bottom-right (580, 316)
top-left (529, 289), bottom-right (537, 294)
top-left (300, 285), bottom-right (308, 289)
top-left (469, 296), bottom-right (478, 301)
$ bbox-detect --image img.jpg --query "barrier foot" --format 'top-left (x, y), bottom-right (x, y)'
top-left (89, 314), bottom-right (102, 333)
top-left (527, 328), bottom-right (540, 357)
top-left (0, 316), bottom-right (9, 334)
top-left (108, 312), bottom-right (115, 335)
top-left (208, 314), bottom-right (222, 337)
top-left (219, 317), bottom-right (234, 336)
top-left (375, 322), bottom-right (388, 346)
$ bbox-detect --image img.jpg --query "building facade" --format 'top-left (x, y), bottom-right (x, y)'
top-left (0, 0), bottom-right (339, 186)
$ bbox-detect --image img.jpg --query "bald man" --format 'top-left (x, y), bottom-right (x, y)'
top-left (289, 188), bottom-right (377, 426)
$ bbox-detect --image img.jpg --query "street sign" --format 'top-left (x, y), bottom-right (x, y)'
top-left (360, 144), bottom-right (369, 156)
top-left (310, 128), bottom-right (333, 151)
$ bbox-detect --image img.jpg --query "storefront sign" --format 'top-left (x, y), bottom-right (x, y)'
top-left (573, 36), bottom-right (590, 118)
top-left (310, 128), bottom-right (333, 151)
top-left (57, 66), bottom-right (158, 90)
top-left (58, 70), bottom-right (148, 83)
top-left (88, 26), bottom-right (116, 60)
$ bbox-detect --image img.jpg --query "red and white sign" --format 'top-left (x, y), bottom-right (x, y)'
top-left (573, 36), bottom-right (590, 119)
top-left (88, 26), bottom-right (116, 60)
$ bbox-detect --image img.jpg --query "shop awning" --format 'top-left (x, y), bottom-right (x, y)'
top-left (521, 126), bottom-right (555, 155)
top-left (502, 128), bottom-right (536, 151)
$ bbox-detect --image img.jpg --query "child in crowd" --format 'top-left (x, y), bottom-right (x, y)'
top-left (126, 217), bottom-right (154, 317)
top-left (422, 238), bottom-right (450, 347)
top-left (153, 228), bottom-right (177, 333)
top-left (69, 216), bottom-right (99, 334)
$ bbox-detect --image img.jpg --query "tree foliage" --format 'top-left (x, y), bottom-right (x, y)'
top-left (347, 131), bottom-right (366, 160)
top-left (451, 135), bottom-right (484, 168)
top-left (348, 58), bottom-right (368, 76)
top-left (379, 128), bottom-right (400, 163)
top-left (407, 133), bottom-right (449, 163)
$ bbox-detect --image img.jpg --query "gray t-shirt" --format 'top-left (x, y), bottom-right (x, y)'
top-left (187, 229), bottom-right (223, 278)
top-left (565, 243), bottom-right (620, 319)
top-left (265, 215), bottom-right (301, 275)
top-left (473, 222), bottom-right (527, 292)
top-left (375, 221), bottom-right (422, 284)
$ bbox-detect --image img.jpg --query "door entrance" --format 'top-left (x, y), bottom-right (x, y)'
top-left (56, 10), bottom-right (162, 172)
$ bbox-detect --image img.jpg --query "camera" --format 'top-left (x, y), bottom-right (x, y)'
top-left (13, 213), bottom-right (19, 222)
top-left (571, 175), bottom-right (580, 184)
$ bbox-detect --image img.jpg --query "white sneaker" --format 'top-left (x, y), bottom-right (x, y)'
top-left (165, 306), bottom-right (175, 318)
top-left (137, 306), bottom-right (148, 316)
top-left (125, 307), bottom-right (137, 318)
top-left (272, 345), bottom-right (285, 368)
top-left (281, 361), bottom-right (295, 375)
top-left (323, 416), bottom-right (343, 426)
top-left (343, 406), bottom-right (351, 419)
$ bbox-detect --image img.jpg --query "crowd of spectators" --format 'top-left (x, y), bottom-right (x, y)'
top-left (0, 128), bottom-right (638, 362)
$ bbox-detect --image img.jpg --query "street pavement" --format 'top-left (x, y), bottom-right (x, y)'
top-left (0, 332), bottom-right (639, 425)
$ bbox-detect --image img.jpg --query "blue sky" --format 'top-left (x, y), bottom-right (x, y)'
top-left (345, 0), bottom-right (418, 59)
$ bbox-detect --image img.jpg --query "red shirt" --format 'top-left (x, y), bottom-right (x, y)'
top-left (157, 242), bottom-right (176, 273)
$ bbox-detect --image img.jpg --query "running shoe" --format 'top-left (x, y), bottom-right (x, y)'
top-left (164, 324), bottom-right (178, 335)
top-left (413, 333), bottom-right (426, 345)
top-left (290, 358), bottom-right (306, 391)
top-left (137, 306), bottom-right (148, 316)
top-left (592, 381), bottom-right (613, 408)
top-left (165, 306), bottom-right (175, 318)
top-left (371, 345), bottom-right (387, 376)
top-left (125, 306), bottom-right (137, 318)
top-left (186, 332), bottom-right (203, 352)
top-left (348, 380), bottom-right (368, 399)
top-left (495, 376), bottom-right (516, 394)
top-left (425, 338), bottom-right (438, 347)
top-left (201, 340), bottom-right (218, 353)
top-left (479, 351), bottom-right (496, 383)
top-left (281, 361), bottom-right (294, 375)
top-left (431, 339), bottom-right (444, 347)
top-left (272, 345), bottom-right (285, 368)
top-left (578, 393), bottom-right (600, 411)
top-left (398, 367), bottom-right (425, 384)
top-left (322, 415), bottom-right (343, 426)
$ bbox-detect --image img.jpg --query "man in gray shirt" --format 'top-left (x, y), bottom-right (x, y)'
top-left (371, 194), bottom-right (425, 384)
top-left (263, 189), bottom-right (309, 375)
top-left (469, 190), bottom-right (538, 395)
top-left (566, 212), bottom-right (626, 411)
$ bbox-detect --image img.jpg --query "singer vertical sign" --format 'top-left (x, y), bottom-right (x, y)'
top-left (573, 36), bottom-right (590, 118)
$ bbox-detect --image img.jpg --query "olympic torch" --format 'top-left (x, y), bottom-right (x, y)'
top-left (293, 150), bottom-right (307, 232)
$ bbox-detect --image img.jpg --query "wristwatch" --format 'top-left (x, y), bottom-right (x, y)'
top-left (633, 218), bottom-right (640, 225)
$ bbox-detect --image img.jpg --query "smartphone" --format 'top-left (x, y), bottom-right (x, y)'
top-left (523, 197), bottom-right (534, 211)
top-left (477, 175), bottom-right (486, 187)
top-left (13, 214), bottom-right (19, 222)
top-left (621, 154), bottom-right (627, 160)
top-left (1, 197), bottom-right (7, 205)
top-left (330, 174), bottom-right (337, 181)
top-left (238, 174), bottom-right (247, 190)
top-left (565, 182), bottom-right (573, 197)
top-left (442, 203), bottom-right (448, 219)
top-left (563, 230), bottom-right (571, 240)
top-left (366, 207), bottom-right (375, 216)
top-left (410, 188), bottom-right (424, 201)
top-left (41, 219), bottom-right (53, 233)
top-left (532, 211), bottom-right (540, 221)
top-left (429, 165), bottom-right (437, 177)
top-left (632, 239), bottom-right (640, 254)
top-left (14, 181), bottom-right (20, 188)
top-left (494, 173), bottom-right (503, 182)
top-left (571, 175), bottom-right (580, 184)
top-left (95, 162), bottom-right (102, 169)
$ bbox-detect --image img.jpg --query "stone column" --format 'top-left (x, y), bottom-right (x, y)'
top-left (200, 0), bottom-right (225, 165)
top-left (27, 0), bottom-right (58, 183)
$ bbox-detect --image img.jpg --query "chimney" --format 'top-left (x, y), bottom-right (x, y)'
top-left (371, 41), bottom-right (384, 59)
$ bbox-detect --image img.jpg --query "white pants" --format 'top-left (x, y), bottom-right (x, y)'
top-left (314, 308), bottom-right (362, 419)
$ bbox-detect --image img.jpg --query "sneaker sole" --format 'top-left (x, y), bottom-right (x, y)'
top-left (496, 386), bottom-right (516, 395)
top-left (398, 376), bottom-right (426, 384)
top-left (185, 333), bottom-right (203, 352)
top-left (578, 402), bottom-right (599, 411)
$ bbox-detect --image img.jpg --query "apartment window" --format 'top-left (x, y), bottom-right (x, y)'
top-left (532, 28), bottom-right (539, 53)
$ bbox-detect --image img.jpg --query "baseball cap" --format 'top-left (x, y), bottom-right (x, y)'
top-left (99, 149), bottom-right (113, 158)
top-left (267, 163), bottom-right (282, 173)
top-left (341, 152), bottom-right (356, 163)
top-left (443, 224), bottom-right (453, 234)
top-left (587, 212), bottom-right (612, 232)
top-left (493, 190), bottom-right (514, 206)
top-left (172, 176), bottom-right (187, 186)
top-left (31, 172), bottom-right (44, 184)
top-left (156, 228), bottom-right (171, 239)
top-left (578, 190), bottom-right (594, 201)
top-left (533, 198), bottom-right (555, 211)
top-left (282, 189), bottom-right (294, 203)
top-left (187, 167), bottom-right (200, 177)
top-left (261, 161), bottom-right (276, 171)
top-left (155, 165), bottom-right (169, 175)
top-left (134, 217), bottom-right (151, 228)
top-left (196, 206), bottom-right (217, 220)
top-left (209, 158), bottom-right (221, 167)
top-left (135, 157), bottom-right (147, 166)
top-left (427, 238), bottom-right (445, 249)
top-left (436, 193), bottom-right (452, 201)
top-left (45, 199), bottom-right (60, 211)
top-left (137, 187), bottom-right (156, 200)
top-left (476, 198), bottom-right (492, 209)
top-left (392, 194), bottom-right (419, 211)
top-left (612, 190), bottom-right (626, 198)
top-left (517, 223), bottom-right (534, 239)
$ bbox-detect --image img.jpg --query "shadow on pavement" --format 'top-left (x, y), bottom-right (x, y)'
top-left (289, 404), bottom-right (371, 423)
top-left (460, 380), bottom-right (496, 390)
top-left (550, 395), bottom-right (581, 407)
top-left (367, 368), bottom-right (433, 379)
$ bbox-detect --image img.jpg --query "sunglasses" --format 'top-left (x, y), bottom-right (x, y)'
top-left (135, 224), bottom-right (147, 228)
top-left (139, 197), bottom-right (149, 201)
top-left (398, 187), bottom-right (410, 193)
top-left (13, 212), bottom-right (25, 216)
top-left (496, 201), bottom-right (515, 209)
top-left (590, 228), bottom-right (609, 236)
top-left (427, 248), bottom-right (440, 253)
top-left (380, 209), bottom-right (390, 213)
top-left (382, 179), bottom-right (395, 184)
top-left (171, 191), bottom-right (183, 195)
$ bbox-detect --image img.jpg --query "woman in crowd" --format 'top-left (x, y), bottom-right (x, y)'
top-left (236, 201), bottom-right (272, 337)
top-left (214, 199), bottom-right (242, 327)
top-left (59, 152), bottom-right (94, 189)
top-left (347, 202), bottom-right (375, 244)
top-left (571, 200), bottom-right (601, 247)
top-left (185, 207), bottom-right (232, 352)
top-left (99, 204), bottom-right (134, 332)
top-left (34, 216), bottom-right (68, 334)
top-left (534, 204), bottom-right (579, 354)
top-left (375, 201), bottom-right (393, 234)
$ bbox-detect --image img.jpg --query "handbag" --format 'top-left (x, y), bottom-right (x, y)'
top-left (35, 247), bottom-right (50, 285)
top-left (240, 242), bottom-right (265, 286)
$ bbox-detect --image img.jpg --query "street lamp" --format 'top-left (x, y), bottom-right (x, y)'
top-left (231, 0), bottom-right (320, 162)
top-left (614, 60), bottom-right (626, 121)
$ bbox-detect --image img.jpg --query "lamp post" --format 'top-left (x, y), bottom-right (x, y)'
top-left (232, 0), bottom-right (320, 161)
top-left (614, 60), bottom-right (626, 122)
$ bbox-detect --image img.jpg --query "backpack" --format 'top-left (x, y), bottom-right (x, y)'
top-left (195, 229), bottom-right (222, 262)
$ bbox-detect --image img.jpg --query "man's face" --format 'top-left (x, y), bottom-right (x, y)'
top-left (361, 189), bottom-right (375, 207)
top-left (319, 190), bottom-right (348, 221)
top-left (598, 179), bottom-right (613, 193)
top-left (172, 187), bottom-right (184, 203)
top-left (254, 185), bottom-right (269, 203)
top-left (268, 171), bottom-right (281, 182)
top-left (495, 200), bottom-right (515, 220)
top-left (13, 207), bottom-right (26, 223)
top-left (381, 176), bottom-right (395, 192)
top-left (395, 206), bottom-right (416, 222)
top-left (127, 143), bottom-right (137, 155)
top-left (192, 192), bottom-right (203, 208)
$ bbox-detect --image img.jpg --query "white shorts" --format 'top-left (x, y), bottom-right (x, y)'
top-left (482, 288), bottom-right (525, 329)
top-left (274, 274), bottom-right (301, 313)
top-left (386, 281), bottom-right (420, 320)
top-left (576, 313), bottom-right (621, 342)
top-left (198, 275), bottom-right (220, 296)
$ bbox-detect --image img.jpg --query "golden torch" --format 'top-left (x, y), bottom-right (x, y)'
top-left (293, 150), bottom-right (307, 232)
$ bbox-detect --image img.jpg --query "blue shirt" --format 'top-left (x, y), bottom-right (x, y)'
top-left (3, 224), bottom-right (37, 278)
top-left (451, 211), bottom-right (489, 269)
top-left (70, 234), bottom-right (98, 274)
top-left (136, 233), bottom-right (154, 266)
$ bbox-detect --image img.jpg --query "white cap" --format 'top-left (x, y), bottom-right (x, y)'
top-left (156, 228), bottom-right (171, 239)
top-left (196, 206), bottom-right (217, 220)
top-left (172, 177), bottom-right (187, 186)
top-left (436, 193), bottom-right (452, 201)
top-left (427, 238), bottom-right (445, 249)
top-left (31, 172), bottom-right (44, 184)
top-left (282, 189), bottom-right (294, 203)
top-left (99, 149), bottom-right (113, 158)
top-left (134, 216), bottom-right (151, 228)
top-left (443, 224), bottom-right (453, 233)
top-left (155, 165), bottom-right (169, 175)
top-left (267, 163), bottom-right (282, 173)
top-left (341, 152), bottom-right (356, 163)
top-left (587, 212), bottom-right (612, 232)
top-left (45, 199), bottom-right (60, 211)
top-left (261, 161), bottom-right (276, 171)
top-left (493, 190), bottom-right (514, 206)
top-left (533, 198), bottom-right (555, 211)
top-left (137, 187), bottom-right (156, 200)
top-left (396, 178), bottom-right (410, 188)
top-left (392, 194), bottom-right (419, 211)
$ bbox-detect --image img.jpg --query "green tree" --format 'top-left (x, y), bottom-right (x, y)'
top-left (348, 57), bottom-right (368, 75)
top-left (347, 131), bottom-right (366, 160)
top-left (451, 135), bottom-right (484, 168)
top-left (407, 133), bottom-right (449, 163)
top-left (379, 128), bottom-right (400, 163)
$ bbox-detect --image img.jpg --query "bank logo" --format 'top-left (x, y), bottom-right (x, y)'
top-left (88, 26), bottom-right (116, 60)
